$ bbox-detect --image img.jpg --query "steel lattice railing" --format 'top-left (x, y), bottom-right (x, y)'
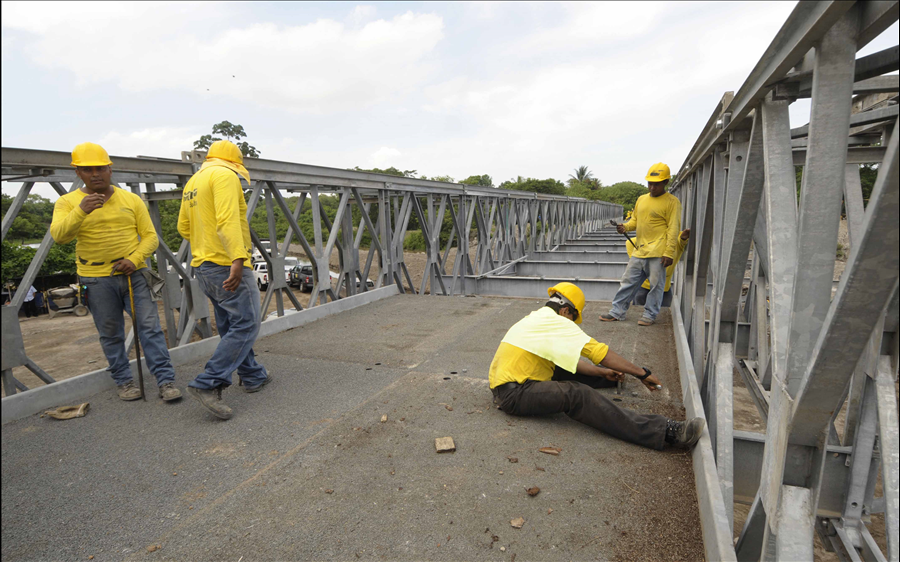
top-left (667, 2), bottom-right (899, 561)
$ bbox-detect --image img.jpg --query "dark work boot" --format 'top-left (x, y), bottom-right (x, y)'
top-left (243, 372), bottom-right (272, 394)
top-left (665, 418), bottom-right (705, 449)
top-left (187, 386), bottom-right (233, 420)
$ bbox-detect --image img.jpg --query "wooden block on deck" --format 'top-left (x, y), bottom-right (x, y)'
top-left (435, 436), bottom-right (456, 453)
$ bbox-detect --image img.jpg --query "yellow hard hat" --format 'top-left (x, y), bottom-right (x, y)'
top-left (645, 162), bottom-right (670, 182)
top-left (547, 282), bottom-right (586, 324)
top-left (71, 142), bottom-right (112, 167)
top-left (207, 139), bottom-right (244, 165)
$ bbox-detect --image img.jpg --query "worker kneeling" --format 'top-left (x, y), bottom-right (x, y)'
top-left (489, 282), bottom-right (704, 450)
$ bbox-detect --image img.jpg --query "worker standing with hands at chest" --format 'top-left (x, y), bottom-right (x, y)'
top-left (178, 140), bottom-right (270, 421)
top-left (601, 163), bottom-right (681, 326)
top-left (50, 143), bottom-right (181, 402)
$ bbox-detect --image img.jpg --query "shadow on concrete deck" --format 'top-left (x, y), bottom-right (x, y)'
top-left (2, 295), bottom-right (703, 561)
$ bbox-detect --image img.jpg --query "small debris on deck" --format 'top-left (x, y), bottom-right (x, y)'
top-left (435, 436), bottom-right (456, 452)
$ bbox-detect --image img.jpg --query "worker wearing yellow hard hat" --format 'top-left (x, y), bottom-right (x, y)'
top-left (178, 139), bottom-right (268, 420)
top-left (51, 142), bottom-right (182, 402)
top-left (488, 282), bottom-right (705, 450)
top-left (600, 162), bottom-right (681, 326)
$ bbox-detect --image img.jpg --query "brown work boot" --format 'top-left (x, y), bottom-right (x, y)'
top-left (187, 386), bottom-right (233, 420)
top-left (117, 381), bottom-right (142, 401)
top-left (599, 314), bottom-right (621, 322)
top-left (158, 383), bottom-right (182, 401)
top-left (637, 317), bottom-right (655, 326)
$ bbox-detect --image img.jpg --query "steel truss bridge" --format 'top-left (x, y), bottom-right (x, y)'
top-left (2, 2), bottom-right (899, 561)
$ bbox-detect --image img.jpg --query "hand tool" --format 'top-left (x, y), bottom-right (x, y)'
top-left (609, 219), bottom-right (637, 250)
top-left (126, 275), bottom-right (146, 401)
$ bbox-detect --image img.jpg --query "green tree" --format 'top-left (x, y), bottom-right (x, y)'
top-left (429, 175), bottom-right (455, 183)
top-left (352, 166), bottom-right (418, 178)
top-left (2, 193), bottom-right (55, 242)
top-left (194, 121), bottom-right (261, 158)
top-left (499, 176), bottom-right (566, 196)
top-left (460, 174), bottom-right (493, 186)
top-left (593, 181), bottom-right (648, 213)
top-left (569, 166), bottom-right (595, 185)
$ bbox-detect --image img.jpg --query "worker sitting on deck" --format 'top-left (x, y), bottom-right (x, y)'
top-left (50, 142), bottom-right (181, 402)
top-left (600, 163), bottom-right (681, 326)
top-left (490, 282), bottom-right (704, 450)
top-left (628, 228), bottom-right (690, 308)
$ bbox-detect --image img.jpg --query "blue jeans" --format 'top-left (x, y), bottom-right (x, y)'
top-left (81, 272), bottom-right (176, 386)
top-left (608, 256), bottom-right (666, 321)
top-left (189, 262), bottom-right (267, 390)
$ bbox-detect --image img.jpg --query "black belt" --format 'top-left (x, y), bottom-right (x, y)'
top-left (78, 256), bottom-right (124, 266)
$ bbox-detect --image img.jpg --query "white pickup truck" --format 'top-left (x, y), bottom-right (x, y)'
top-left (253, 257), bottom-right (300, 290)
top-left (252, 262), bottom-right (269, 289)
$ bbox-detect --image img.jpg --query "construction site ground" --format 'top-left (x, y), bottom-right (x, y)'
top-left (2, 295), bottom-right (705, 562)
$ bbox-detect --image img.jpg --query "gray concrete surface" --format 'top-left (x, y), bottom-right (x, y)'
top-left (2, 295), bottom-right (703, 561)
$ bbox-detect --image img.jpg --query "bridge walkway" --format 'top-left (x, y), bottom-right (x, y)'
top-left (2, 294), bottom-right (704, 561)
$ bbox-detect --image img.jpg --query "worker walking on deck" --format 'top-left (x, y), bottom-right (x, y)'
top-left (490, 282), bottom-right (704, 450)
top-left (178, 140), bottom-right (270, 420)
top-left (50, 142), bottom-right (181, 402)
top-left (601, 163), bottom-right (681, 326)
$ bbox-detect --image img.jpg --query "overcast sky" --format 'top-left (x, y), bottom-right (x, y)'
top-left (2, 1), bottom-right (897, 200)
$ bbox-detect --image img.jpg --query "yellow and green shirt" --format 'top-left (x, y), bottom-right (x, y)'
top-left (489, 307), bottom-right (609, 389)
top-left (177, 163), bottom-right (253, 267)
top-left (50, 186), bottom-right (158, 277)
top-left (622, 192), bottom-right (681, 259)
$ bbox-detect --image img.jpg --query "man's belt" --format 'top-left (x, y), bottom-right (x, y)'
top-left (78, 256), bottom-right (124, 266)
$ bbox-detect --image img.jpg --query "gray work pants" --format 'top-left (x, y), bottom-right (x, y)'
top-left (492, 379), bottom-right (668, 450)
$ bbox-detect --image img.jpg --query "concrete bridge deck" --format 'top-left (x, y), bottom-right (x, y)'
top-left (1, 294), bottom-right (703, 562)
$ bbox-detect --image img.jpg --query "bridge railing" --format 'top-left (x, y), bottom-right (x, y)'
top-left (668, 2), bottom-right (898, 561)
top-left (1, 147), bottom-right (621, 396)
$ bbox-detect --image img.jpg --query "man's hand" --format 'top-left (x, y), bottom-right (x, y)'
top-left (681, 228), bottom-right (691, 241)
top-left (640, 373), bottom-right (663, 391)
top-left (223, 259), bottom-right (244, 292)
top-left (111, 259), bottom-right (136, 276)
top-left (599, 368), bottom-right (625, 383)
top-left (616, 224), bottom-right (625, 234)
top-left (79, 193), bottom-right (105, 214)
top-left (660, 256), bottom-right (673, 267)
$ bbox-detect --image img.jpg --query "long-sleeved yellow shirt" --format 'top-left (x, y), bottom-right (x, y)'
top-left (50, 186), bottom-right (157, 277)
top-left (177, 164), bottom-right (252, 267)
top-left (622, 192), bottom-right (681, 259)
top-left (489, 339), bottom-right (609, 389)
top-left (627, 233), bottom-right (689, 291)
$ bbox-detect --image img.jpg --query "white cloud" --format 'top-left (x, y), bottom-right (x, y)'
top-left (347, 5), bottom-right (377, 26)
top-left (2, 3), bottom-right (444, 114)
top-left (507, 1), bottom-right (670, 56)
top-left (368, 147), bottom-right (402, 168)
top-left (99, 127), bottom-right (202, 160)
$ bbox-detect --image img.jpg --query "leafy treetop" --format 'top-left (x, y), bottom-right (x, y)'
top-left (193, 121), bottom-right (261, 158)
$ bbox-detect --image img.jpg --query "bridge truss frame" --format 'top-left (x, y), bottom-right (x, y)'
top-left (669, 2), bottom-right (899, 561)
top-left (1, 148), bottom-right (621, 396)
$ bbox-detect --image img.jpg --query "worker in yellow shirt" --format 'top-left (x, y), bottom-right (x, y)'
top-left (600, 163), bottom-right (681, 326)
top-left (490, 282), bottom-right (704, 450)
top-left (51, 143), bottom-right (181, 402)
top-left (627, 228), bottom-right (690, 309)
top-left (178, 140), bottom-right (270, 420)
